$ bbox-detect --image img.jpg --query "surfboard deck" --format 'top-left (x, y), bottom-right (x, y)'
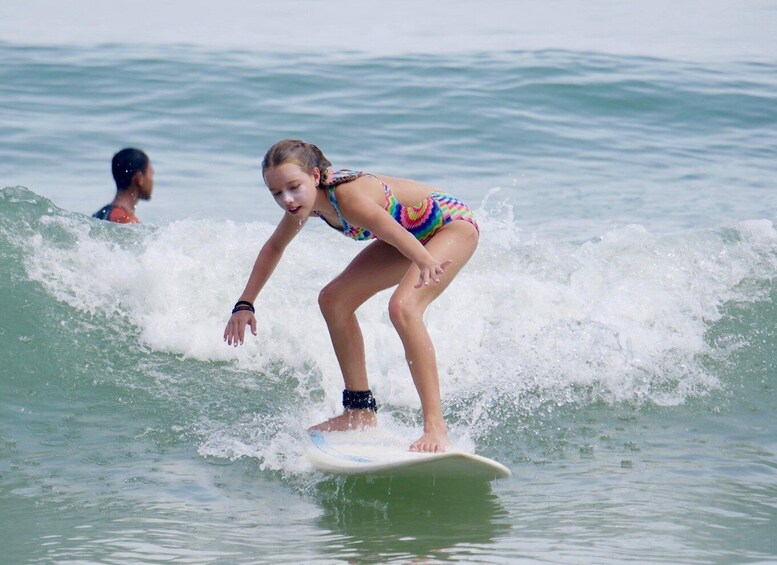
top-left (307, 429), bottom-right (511, 480)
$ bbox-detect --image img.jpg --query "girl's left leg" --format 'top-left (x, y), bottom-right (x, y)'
top-left (388, 220), bottom-right (479, 452)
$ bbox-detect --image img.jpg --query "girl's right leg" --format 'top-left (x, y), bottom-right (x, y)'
top-left (310, 239), bottom-right (411, 432)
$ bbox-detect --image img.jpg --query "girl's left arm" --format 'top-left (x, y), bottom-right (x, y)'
top-left (339, 189), bottom-right (450, 287)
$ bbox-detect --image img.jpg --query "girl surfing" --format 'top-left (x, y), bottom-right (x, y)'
top-left (224, 139), bottom-right (479, 452)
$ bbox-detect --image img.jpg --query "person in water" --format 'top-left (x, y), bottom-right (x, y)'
top-left (93, 148), bottom-right (155, 223)
top-left (223, 139), bottom-right (479, 452)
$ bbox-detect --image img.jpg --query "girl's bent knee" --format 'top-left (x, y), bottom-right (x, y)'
top-left (388, 295), bottom-right (421, 330)
top-left (318, 284), bottom-right (341, 319)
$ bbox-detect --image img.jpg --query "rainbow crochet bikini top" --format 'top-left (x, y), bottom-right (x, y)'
top-left (316, 169), bottom-right (454, 243)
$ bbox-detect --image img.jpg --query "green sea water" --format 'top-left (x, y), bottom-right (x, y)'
top-left (2, 188), bottom-right (775, 563)
top-left (2, 3), bottom-right (777, 561)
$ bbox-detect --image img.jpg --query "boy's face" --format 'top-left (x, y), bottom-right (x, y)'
top-left (137, 162), bottom-right (155, 200)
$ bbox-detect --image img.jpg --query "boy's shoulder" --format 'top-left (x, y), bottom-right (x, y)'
top-left (93, 205), bottom-right (140, 224)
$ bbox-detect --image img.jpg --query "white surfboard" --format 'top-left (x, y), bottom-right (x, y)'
top-left (307, 429), bottom-right (511, 480)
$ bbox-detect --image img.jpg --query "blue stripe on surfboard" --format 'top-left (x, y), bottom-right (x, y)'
top-left (308, 430), bottom-right (372, 463)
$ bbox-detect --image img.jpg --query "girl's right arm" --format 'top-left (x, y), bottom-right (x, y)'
top-left (223, 213), bottom-right (304, 346)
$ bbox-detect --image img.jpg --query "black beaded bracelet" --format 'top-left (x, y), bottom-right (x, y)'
top-left (342, 389), bottom-right (378, 412)
top-left (232, 300), bottom-right (255, 314)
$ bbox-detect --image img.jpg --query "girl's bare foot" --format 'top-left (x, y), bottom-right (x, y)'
top-left (409, 423), bottom-right (449, 453)
top-left (308, 409), bottom-right (377, 432)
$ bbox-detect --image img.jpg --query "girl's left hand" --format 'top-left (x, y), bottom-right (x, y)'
top-left (415, 259), bottom-right (452, 288)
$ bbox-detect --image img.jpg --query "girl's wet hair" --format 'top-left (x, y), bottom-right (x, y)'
top-left (262, 139), bottom-right (333, 186)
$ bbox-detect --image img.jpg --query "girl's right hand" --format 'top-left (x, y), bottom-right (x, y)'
top-left (223, 310), bottom-right (257, 347)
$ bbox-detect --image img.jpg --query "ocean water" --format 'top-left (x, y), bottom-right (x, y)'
top-left (2, 2), bottom-right (777, 563)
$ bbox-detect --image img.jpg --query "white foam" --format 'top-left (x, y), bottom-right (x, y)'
top-left (27, 215), bottom-right (777, 399)
top-left (22, 211), bottom-right (777, 472)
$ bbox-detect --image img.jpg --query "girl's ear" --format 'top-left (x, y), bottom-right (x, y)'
top-left (313, 167), bottom-right (321, 187)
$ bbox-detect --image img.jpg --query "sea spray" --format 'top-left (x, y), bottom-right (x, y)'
top-left (4, 187), bottom-right (775, 476)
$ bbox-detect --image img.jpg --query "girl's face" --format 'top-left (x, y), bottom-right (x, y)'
top-left (264, 162), bottom-right (320, 218)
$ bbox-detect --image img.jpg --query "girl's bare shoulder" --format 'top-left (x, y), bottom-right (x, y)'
top-left (371, 174), bottom-right (437, 202)
top-left (334, 174), bottom-right (384, 203)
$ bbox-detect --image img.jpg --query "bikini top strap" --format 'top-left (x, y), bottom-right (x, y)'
top-left (324, 168), bottom-right (363, 187)
top-left (326, 185), bottom-right (345, 225)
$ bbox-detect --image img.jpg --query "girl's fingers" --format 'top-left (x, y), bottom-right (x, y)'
top-left (224, 314), bottom-right (251, 346)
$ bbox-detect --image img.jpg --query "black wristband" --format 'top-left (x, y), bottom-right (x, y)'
top-left (232, 300), bottom-right (255, 314)
top-left (342, 389), bottom-right (378, 412)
